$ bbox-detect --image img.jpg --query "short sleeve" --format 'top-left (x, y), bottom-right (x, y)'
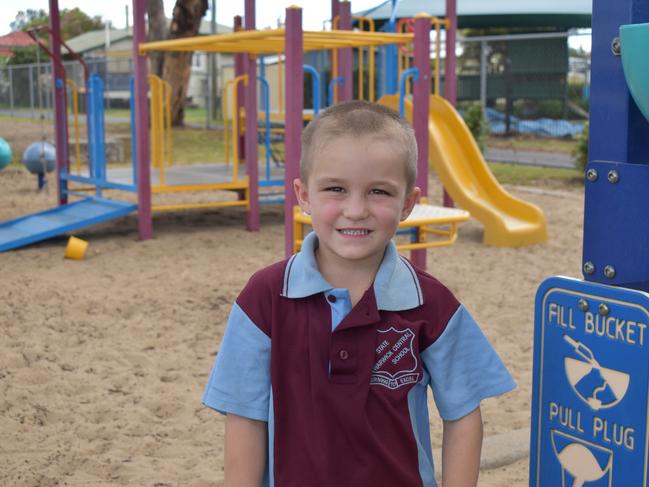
top-left (421, 305), bottom-right (515, 421)
top-left (202, 303), bottom-right (271, 421)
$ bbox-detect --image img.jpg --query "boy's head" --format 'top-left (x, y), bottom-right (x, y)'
top-left (300, 100), bottom-right (418, 192)
top-left (293, 101), bottom-right (421, 269)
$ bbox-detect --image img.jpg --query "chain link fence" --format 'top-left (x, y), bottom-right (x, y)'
top-left (456, 31), bottom-right (590, 139)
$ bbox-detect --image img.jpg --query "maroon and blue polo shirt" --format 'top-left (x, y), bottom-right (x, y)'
top-left (203, 232), bottom-right (515, 486)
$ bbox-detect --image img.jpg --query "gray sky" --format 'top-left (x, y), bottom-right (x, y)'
top-left (1, 0), bottom-right (383, 34)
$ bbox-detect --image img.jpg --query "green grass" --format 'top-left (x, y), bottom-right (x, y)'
top-left (485, 161), bottom-right (583, 186)
top-left (104, 107), bottom-right (213, 125)
top-left (487, 135), bottom-right (578, 154)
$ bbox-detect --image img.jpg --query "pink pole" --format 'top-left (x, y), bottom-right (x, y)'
top-left (411, 14), bottom-right (431, 269)
top-left (331, 0), bottom-right (341, 22)
top-left (244, 0), bottom-right (259, 231)
top-left (234, 16), bottom-right (245, 162)
top-left (132, 0), bottom-right (152, 240)
top-left (284, 7), bottom-right (303, 258)
top-left (338, 1), bottom-right (353, 102)
top-left (48, 0), bottom-right (68, 205)
top-left (443, 0), bottom-right (457, 208)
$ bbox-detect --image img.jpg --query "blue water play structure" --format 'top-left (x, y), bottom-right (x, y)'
top-left (0, 72), bottom-right (137, 252)
top-left (530, 0), bottom-right (649, 485)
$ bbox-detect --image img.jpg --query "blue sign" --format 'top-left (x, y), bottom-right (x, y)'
top-left (531, 276), bottom-right (649, 486)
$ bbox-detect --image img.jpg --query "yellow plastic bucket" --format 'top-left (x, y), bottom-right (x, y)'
top-left (64, 236), bottom-right (88, 260)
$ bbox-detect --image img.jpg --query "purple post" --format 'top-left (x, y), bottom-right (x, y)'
top-left (234, 16), bottom-right (245, 162)
top-left (132, 0), bottom-right (152, 240)
top-left (245, 0), bottom-right (259, 231)
top-left (443, 0), bottom-right (457, 208)
top-left (284, 7), bottom-right (303, 258)
top-left (338, 1), bottom-right (353, 102)
top-left (411, 14), bottom-right (432, 269)
top-left (48, 0), bottom-right (68, 205)
top-left (331, 0), bottom-right (340, 22)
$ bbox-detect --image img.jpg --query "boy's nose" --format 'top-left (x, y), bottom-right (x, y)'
top-left (343, 194), bottom-right (369, 220)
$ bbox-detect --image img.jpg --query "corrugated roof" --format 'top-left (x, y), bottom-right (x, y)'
top-left (355, 0), bottom-right (591, 28)
top-left (65, 29), bottom-right (133, 54)
top-left (64, 19), bottom-right (233, 55)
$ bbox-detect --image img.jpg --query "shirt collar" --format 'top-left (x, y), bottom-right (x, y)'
top-left (282, 232), bottom-right (423, 311)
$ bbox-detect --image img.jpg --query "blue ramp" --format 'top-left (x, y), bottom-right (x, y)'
top-left (0, 197), bottom-right (137, 252)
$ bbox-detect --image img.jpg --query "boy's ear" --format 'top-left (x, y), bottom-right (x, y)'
top-left (400, 186), bottom-right (421, 221)
top-left (293, 178), bottom-right (310, 214)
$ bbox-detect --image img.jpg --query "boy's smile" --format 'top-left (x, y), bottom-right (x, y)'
top-left (294, 135), bottom-right (419, 277)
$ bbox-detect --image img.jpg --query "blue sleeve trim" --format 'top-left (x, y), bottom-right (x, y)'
top-left (422, 305), bottom-right (516, 421)
top-left (202, 303), bottom-right (271, 421)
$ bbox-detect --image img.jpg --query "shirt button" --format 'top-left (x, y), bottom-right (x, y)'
top-left (339, 349), bottom-right (349, 360)
top-left (327, 295), bottom-right (337, 303)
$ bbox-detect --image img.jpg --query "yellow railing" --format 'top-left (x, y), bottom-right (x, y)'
top-left (431, 17), bottom-right (449, 96)
top-left (222, 74), bottom-right (248, 181)
top-left (397, 19), bottom-right (413, 99)
top-left (148, 74), bottom-right (172, 186)
top-left (66, 79), bottom-right (82, 174)
top-left (353, 16), bottom-right (376, 102)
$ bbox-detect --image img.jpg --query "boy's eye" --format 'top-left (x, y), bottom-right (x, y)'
top-left (324, 186), bottom-right (345, 193)
top-left (370, 188), bottom-right (391, 196)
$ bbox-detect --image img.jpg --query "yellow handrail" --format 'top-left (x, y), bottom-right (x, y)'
top-left (66, 79), bottom-right (81, 174)
top-left (397, 19), bottom-right (413, 99)
top-left (163, 78), bottom-right (172, 169)
top-left (353, 16), bottom-right (376, 102)
top-left (222, 74), bottom-right (248, 181)
top-left (431, 17), bottom-right (450, 96)
top-left (148, 74), bottom-right (164, 185)
top-left (278, 54), bottom-right (284, 115)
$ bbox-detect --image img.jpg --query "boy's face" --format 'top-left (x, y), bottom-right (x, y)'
top-left (294, 134), bottom-right (420, 272)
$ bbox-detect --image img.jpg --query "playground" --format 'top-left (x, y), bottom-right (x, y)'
top-left (0, 0), bottom-right (622, 484)
top-left (0, 146), bottom-right (583, 483)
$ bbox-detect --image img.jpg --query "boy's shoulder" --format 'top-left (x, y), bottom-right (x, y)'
top-left (403, 261), bottom-right (462, 317)
top-left (242, 258), bottom-right (290, 295)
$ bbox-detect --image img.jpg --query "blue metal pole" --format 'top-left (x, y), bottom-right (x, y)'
top-left (328, 77), bottom-right (344, 107)
top-left (303, 64), bottom-right (321, 114)
top-left (398, 67), bottom-right (419, 117)
top-left (256, 75), bottom-right (271, 180)
top-left (385, 0), bottom-right (399, 94)
top-left (582, 0), bottom-right (649, 290)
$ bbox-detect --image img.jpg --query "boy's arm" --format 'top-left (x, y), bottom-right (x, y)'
top-left (441, 407), bottom-right (483, 487)
top-left (225, 413), bottom-right (267, 487)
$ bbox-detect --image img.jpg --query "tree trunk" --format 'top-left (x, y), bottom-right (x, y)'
top-left (146, 0), bottom-right (167, 76)
top-left (163, 0), bottom-right (208, 126)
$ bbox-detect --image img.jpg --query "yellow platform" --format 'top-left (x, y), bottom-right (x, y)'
top-left (378, 95), bottom-right (548, 247)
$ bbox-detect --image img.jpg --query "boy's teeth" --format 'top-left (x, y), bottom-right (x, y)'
top-left (339, 229), bottom-right (368, 236)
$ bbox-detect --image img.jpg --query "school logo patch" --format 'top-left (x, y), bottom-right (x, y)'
top-left (371, 326), bottom-right (420, 390)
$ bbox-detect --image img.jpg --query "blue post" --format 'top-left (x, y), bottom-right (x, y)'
top-left (384, 0), bottom-right (400, 94)
top-left (582, 0), bottom-right (649, 290)
top-left (398, 67), bottom-right (419, 117)
top-left (328, 77), bottom-right (344, 107)
top-left (86, 73), bottom-right (106, 197)
top-left (256, 75), bottom-right (271, 179)
top-left (303, 64), bottom-right (321, 114)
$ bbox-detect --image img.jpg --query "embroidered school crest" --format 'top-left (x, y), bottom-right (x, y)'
top-left (370, 326), bottom-right (420, 390)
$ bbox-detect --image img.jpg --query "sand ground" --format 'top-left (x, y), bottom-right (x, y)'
top-left (0, 151), bottom-right (584, 485)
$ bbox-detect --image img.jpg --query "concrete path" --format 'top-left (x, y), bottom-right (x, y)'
top-left (485, 147), bottom-right (576, 169)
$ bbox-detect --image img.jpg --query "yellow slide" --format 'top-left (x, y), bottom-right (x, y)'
top-left (378, 94), bottom-right (547, 246)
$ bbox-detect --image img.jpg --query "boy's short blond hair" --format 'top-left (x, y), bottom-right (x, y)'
top-left (300, 100), bottom-right (418, 192)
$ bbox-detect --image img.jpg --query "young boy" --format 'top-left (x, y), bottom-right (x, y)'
top-left (203, 101), bottom-right (515, 486)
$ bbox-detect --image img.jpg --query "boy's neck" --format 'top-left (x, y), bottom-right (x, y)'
top-left (314, 249), bottom-right (384, 307)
